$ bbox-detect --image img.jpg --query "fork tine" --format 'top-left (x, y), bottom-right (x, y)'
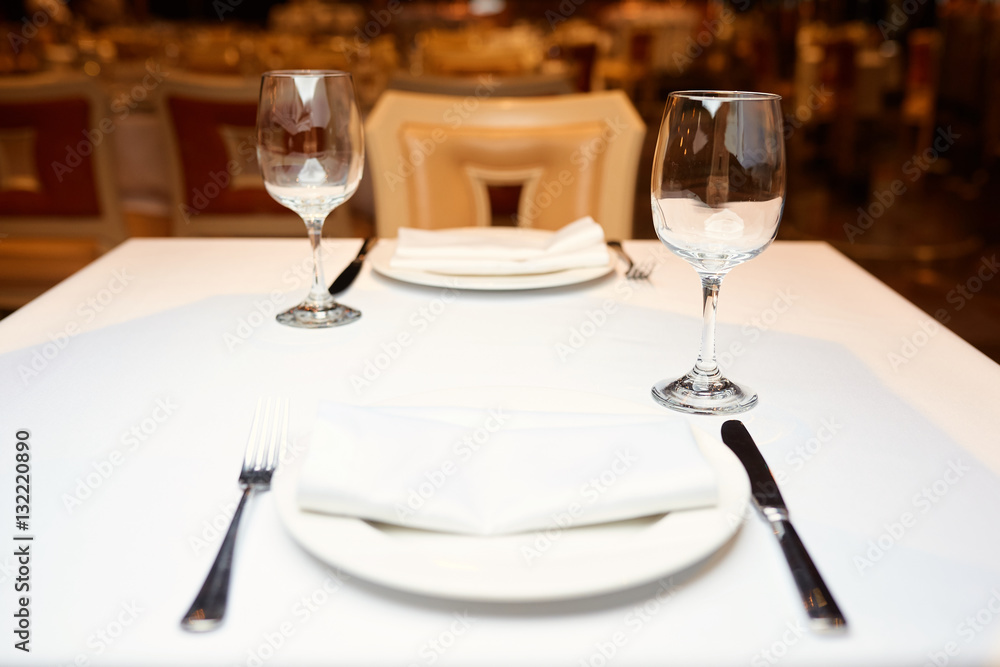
top-left (242, 397), bottom-right (265, 473)
top-left (632, 260), bottom-right (655, 281)
top-left (254, 398), bottom-right (275, 472)
top-left (264, 398), bottom-right (287, 471)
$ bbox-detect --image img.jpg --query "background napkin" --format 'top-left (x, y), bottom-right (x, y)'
top-left (388, 217), bottom-right (610, 275)
top-left (296, 402), bottom-right (718, 536)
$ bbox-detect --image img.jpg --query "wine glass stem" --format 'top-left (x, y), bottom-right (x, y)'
top-left (304, 217), bottom-right (334, 308)
top-left (693, 273), bottom-right (725, 382)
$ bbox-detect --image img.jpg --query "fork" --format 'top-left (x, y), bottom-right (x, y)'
top-left (607, 241), bottom-right (654, 281)
top-left (181, 397), bottom-right (288, 632)
top-left (627, 260), bottom-right (655, 281)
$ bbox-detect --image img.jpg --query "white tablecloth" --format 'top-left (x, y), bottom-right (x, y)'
top-left (1, 239), bottom-right (999, 666)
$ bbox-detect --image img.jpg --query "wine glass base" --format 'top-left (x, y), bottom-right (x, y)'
top-left (652, 373), bottom-right (757, 415)
top-left (276, 303), bottom-right (361, 329)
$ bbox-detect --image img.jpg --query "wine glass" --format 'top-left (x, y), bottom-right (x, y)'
top-left (650, 91), bottom-right (785, 414)
top-left (256, 70), bottom-right (364, 328)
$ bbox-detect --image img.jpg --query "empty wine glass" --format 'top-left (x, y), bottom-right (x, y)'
top-left (257, 70), bottom-right (364, 328)
top-left (651, 91), bottom-right (785, 414)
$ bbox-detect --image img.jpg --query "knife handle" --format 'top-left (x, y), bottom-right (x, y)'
top-left (772, 518), bottom-right (847, 632)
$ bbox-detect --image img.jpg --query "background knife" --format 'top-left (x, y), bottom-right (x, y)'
top-left (721, 419), bottom-right (848, 632)
top-left (329, 237), bottom-right (375, 295)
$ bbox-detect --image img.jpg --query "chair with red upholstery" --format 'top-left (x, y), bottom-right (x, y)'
top-left (156, 72), bottom-right (302, 237)
top-left (0, 73), bottom-right (126, 308)
top-left (157, 73), bottom-right (359, 238)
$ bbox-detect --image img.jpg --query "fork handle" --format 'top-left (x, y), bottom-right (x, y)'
top-left (180, 486), bottom-right (253, 631)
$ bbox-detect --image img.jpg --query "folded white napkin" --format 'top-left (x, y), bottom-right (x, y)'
top-left (297, 402), bottom-right (718, 536)
top-left (388, 217), bottom-right (611, 276)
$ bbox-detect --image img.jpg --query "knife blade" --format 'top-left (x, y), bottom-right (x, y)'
top-left (328, 237), bottom-right (375, 295)
top-left (721, 420), bottom-right (847, 632)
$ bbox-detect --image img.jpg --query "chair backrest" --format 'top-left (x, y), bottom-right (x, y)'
top-left (365, 90), bottom-right (645, 239)
top-left (388, 72), bottom-right (573, 97)
top-left (0, 73), bottom-right (125, 248)
top-left (156, 72), bottom-right (302, 236)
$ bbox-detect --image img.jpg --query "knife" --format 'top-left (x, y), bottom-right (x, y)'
top-left (328, 237), bottom-right (375, 295)
top-left (721, 420), bottom-right (847, 632)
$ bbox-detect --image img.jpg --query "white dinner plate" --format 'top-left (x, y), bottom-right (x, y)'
top-left (368, 234), bottom-right (617, 291)
top-left (272, 387), bottom-right (750, 602)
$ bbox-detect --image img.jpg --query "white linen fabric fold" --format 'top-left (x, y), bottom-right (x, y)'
top-left (297, 402), bottom-right (718, 536)
top-left (388, 217), bottom-right (611, 276)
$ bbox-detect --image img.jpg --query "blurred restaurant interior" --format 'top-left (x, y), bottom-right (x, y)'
top-left (1, 0), bottom-right (998, 360)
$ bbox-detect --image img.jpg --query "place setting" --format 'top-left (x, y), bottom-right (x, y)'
top-left (255, 69), bottom-right (621, 326)
top-left (5, 5), bottom-right (1000, 664)
top-left (177, 73), bottom-right (846, 637)
top-left (369, 216), bottom-right (619, 291)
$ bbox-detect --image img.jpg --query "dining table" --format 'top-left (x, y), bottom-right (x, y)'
top-left (2, 236), bottom-right (999, 667)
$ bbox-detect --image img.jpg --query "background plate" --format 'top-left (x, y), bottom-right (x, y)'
top-left (368, 234), bottom-right (616, 291)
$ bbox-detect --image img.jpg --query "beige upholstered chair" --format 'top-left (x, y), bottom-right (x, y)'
top-left (0, 73), bottom-right (126, 308)
top-left (387, 72), bottom-right (573, 98)
top-left (365, 90), bottom-right (645, 239)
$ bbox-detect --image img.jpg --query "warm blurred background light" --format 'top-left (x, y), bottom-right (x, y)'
top-left (1, 0), bottom-right (998, 359)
